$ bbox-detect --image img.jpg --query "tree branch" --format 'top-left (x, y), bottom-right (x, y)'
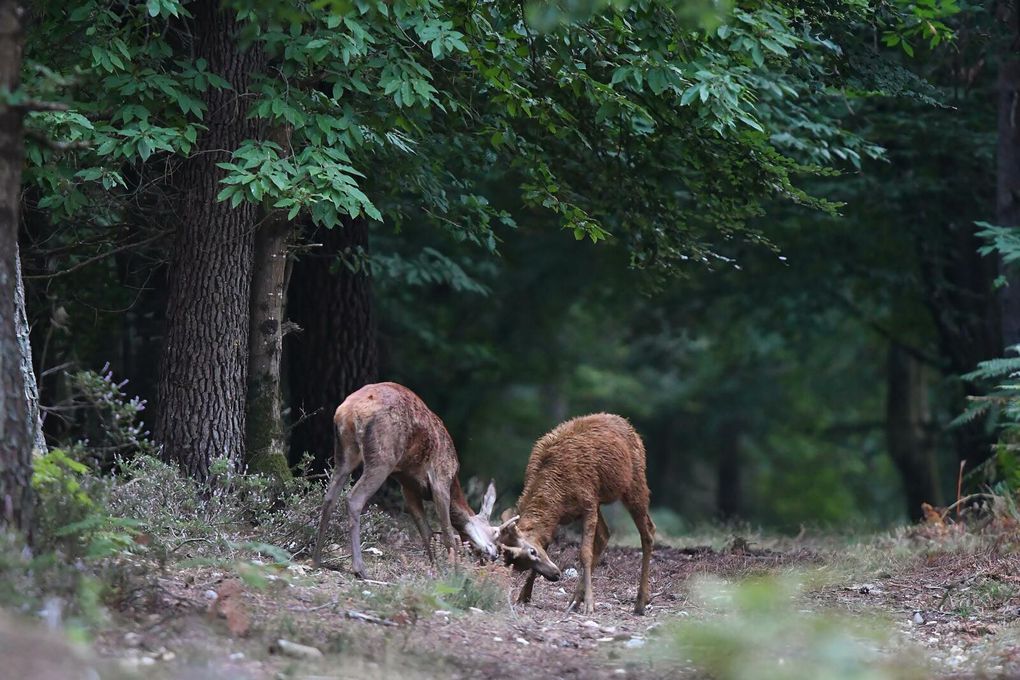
top-left (23, 233), bottom-right (166, 280)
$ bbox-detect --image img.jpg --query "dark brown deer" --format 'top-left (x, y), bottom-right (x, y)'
top-left (311, 382), bottom-right (508, 578)
top-left (499, 413), bottom-right (655, 615)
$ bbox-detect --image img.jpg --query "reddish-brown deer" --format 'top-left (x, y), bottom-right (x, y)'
top-left (499, 413), bottom-right (655, 615)
top-left (311, 382), bottom-right (507, 578)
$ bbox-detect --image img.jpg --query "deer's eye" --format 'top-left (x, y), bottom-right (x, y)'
top-left (529, 548), bottom-right (538, 558)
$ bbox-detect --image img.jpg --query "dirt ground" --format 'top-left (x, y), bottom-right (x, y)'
top-left (8, 520), bottom-right (1020, 679)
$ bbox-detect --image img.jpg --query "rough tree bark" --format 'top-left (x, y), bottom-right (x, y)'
top-left (156, 1), bottom-right (265, 481)
top-left (287, 219), bottom-right (378, 470)
top-left (999, 5), bottom-right (1020, 348)
top-left (246, 204), bottom-right (292, 481)
top-left (14, 243), bottom-right (44, 453)
top-left (886, 342), bottom-right (940, 521)
top-left (0, 0), bottom-right (34, 536)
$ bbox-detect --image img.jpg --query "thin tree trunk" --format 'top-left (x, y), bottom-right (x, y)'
top-left (246, 204), bottom-right (292, 481)
top-left (886, 342), bottom-right (940, 521)
top-left (0, 0), bottom-right (34, 536)
top-left (15, 243), bottom-right (44, 454)
top-left (156, 1), bottom-right (265, 481)
top-left (716, 420), bottom-right (742, 520)
top-left (287, 219), bottom-right (378, 470)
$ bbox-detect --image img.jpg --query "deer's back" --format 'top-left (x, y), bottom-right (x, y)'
top-left (522, 413), bottom-right (646, 517)
top-left (335, 382), bottom-right (457, 478)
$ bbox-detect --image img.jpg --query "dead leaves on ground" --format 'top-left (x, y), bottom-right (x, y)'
top-left (208, 579), bottom-right (251, 637)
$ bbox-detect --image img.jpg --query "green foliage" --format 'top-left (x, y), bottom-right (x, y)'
top-left (664, 575), bottom-right (928, 679)
top-left (56, 365), bottom-right (155, 465)
top-left (365, 564), bottom-right (507, 618)
top-left (20, 0), bottom-right (938, 279)
top-left (32, 449), bottom-right (142, 562)
top-left (976, 221), bottom-right (1020, 270)
top-left (107, 453), bottom-right (382, 560)
top-left (955, 348), bottom-right (1020, 438)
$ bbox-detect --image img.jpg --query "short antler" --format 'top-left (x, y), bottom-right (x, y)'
top-left (497, 514), bottom-right (520, 532)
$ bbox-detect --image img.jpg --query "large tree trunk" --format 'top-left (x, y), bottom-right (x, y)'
top-left (998, 58), bottom-right (1020, 347)
top-left (14, 243), bottom-right (44, 453)
top-left (287, 219), bottom-right (378, 471)
top-left (886, 342), bottom-right (940, 521)
top-left (0, 0), bottom-right (33, 536)
top-left (246, 208), bottom-right (292, 481)
top-left (156, 1), bottom-right (265, 481)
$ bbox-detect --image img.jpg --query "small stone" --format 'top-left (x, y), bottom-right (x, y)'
top-left (581, 620), bottom-right (599, 629)
top-left (597, 637), bottom-right (614, 642)
top-left (625, 637), bottom-right (646, 649)
top-left (600, 626), bottom-right (617, 635)
top-left (434, 610), bottom-right (451, 617)
top-left (563, 568), bottom-right (579, 580)
top-left (361, 590), bottom-right (372, 597)
top-left (515, 637), bottom-right (530, 646)
top-left (229, 652), bottom-right (245, 661)
top-left (139, 657), bottom-right (156, 666)
top-left (614, 670), bottom-right (626, 676)
top-left (365, 547), bottom-right (383, 556)
top-left (493, 636), bottom-right (503, 642)
top-left (160, 651), bottom-right (176, 661)
top-left (204, 590), bottom-right (218, 602)
top-left (469, 607), bottom-right (484, 614)
top-left (123, 632), bottom-right (143, 647)
top-left (273, 639), bottom-right (323, 660)
top-left (912, 612), bottom-right (924, 625)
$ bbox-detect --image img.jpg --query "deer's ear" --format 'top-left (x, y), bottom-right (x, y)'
top-left (499, 506), bottom-right (518, 523)
top-left (499, 544), bottom-right (523, 561)
top-left (480, 480), bottom-right (496, 520)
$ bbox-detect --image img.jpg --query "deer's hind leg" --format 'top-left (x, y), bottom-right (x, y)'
top-left (568, 507), bottom-right (600, 615)
top-left (313, 421), bottom-right (362, 568)
top-left (623, 486), bottom-right (655, 615)
top-left (346, 420), bottom-right (397, 579)
top-left (571, 508), bottom-right (609, 608)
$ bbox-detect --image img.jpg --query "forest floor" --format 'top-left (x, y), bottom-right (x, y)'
top-left (8, 512), bottom-right (1020, 679)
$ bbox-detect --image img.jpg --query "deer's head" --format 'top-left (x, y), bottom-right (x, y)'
top-left (460, 481), bottom-right (500, 560)
top-left (497, 510), bottom-right (561, 581)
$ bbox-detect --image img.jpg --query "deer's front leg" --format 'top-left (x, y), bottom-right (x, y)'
top-left (400, 480), bottom-right (435, 563)
top-left (517, 571), bottom-right (538, 605)
top-left (431, 482), bottom-right (459, 560)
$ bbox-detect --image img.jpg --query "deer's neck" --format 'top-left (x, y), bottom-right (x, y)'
top-left (448, 475), bottom-right (474, 530)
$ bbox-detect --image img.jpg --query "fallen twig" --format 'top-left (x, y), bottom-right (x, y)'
top-left (287, 598), bottom-right (338, 613)
top-left (346, 609), bottom-right (397, 626)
